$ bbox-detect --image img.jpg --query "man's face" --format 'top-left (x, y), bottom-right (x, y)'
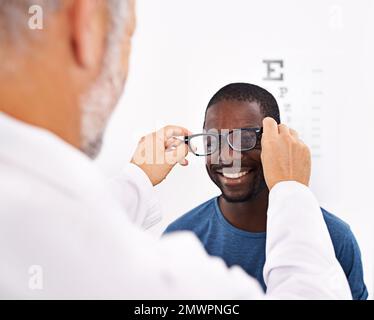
top-left (204, 100), bottom-right (267, 202)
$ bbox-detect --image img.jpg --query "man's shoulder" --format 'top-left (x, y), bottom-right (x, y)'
top-left (164, 197), bottom-right (217, 234)
top-left (321, 208), bottom-right (357, 249)
top-left (321, 208), bottom-right (351, 236)
top-left (321, 209), bottom-right (368, 300)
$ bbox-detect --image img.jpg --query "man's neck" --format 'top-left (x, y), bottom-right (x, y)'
top-left (0, 58), bottom-right (81, 150)
top-left (218, 189), bottom-right (269, 233)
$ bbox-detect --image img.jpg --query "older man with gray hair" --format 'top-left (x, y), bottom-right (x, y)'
top-left (0, 0), bottom-right (350, 299)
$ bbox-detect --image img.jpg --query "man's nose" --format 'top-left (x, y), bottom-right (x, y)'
top-left (216, 142), bottom-right (242, 165)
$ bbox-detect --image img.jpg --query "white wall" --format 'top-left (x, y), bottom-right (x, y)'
top-left (97, 0), bottom-right (374, 297)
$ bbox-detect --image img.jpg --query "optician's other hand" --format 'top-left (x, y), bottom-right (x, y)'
top-left (261, 117), bottom-right (311, 190)
top-left (131, 126), bottom-right (192, 186)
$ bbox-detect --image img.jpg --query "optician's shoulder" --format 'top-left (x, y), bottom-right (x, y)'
top-left (0, 113), bottom-right (108, 202)
top-left (0, 131), bottom-right (120, 221)
top-left (164, 198), bottom-right (217, 234)
top-left (0, 158), bottom-right (104, 213)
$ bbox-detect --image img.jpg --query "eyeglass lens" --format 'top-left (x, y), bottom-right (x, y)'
top-left (188, 129), bottom-right (258, 156)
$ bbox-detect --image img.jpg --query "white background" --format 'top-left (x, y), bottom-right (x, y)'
top-left (97, 0), bottom-right (374, 297)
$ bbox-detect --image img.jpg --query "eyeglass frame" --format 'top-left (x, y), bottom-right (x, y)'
top-left (183, 127), bottom-right (263, 156)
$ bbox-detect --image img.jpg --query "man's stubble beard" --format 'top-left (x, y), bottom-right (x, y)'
top-left (207, 165), bottom-right (268, 203)
top-left (79, 1), bottom-right (129, 159)
top-left (80, 47), bottom-right (126, 159)
top-left (222, 176), bottom-right (267, 203)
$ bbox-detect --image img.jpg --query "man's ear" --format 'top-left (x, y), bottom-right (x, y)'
top-left (70, 0), bottom-right (106, 69)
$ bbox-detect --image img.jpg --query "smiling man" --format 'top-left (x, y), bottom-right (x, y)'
top-left (164, 83), bottom-right (368, 300)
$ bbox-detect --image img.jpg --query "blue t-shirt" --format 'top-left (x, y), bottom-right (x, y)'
top-left (163, 197), bottom-right (368, 300)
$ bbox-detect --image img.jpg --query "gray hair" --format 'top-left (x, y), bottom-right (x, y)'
top-left (0, 0), bottom-right (130, 158)
top-left (80, 0), bottom-right (130, 158)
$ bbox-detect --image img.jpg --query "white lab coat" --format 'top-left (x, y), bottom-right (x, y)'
top-left (0, 112), bottom-right (351, 299)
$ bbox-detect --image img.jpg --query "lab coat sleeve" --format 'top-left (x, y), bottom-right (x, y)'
top-left (109, 163), bottom-right (162, 230)
top-left (263, 181), bottom-right (352, 299)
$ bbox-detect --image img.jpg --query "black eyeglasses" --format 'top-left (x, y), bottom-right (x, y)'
top-left (183, 127), bottom-right (263, 156)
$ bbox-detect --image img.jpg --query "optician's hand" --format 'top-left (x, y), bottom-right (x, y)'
top-left (131, 126), bottom-right (192, 186)
top-left (261, 117), bottom-right (311, 190)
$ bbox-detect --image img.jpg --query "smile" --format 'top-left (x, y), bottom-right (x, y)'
top-left (215, 168), bottom-right (253, 180)
top-left (221, 171), bottom-right (249, 179)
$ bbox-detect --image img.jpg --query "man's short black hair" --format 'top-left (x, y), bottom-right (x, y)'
top-left (204, 83), bottom-right (281, 126)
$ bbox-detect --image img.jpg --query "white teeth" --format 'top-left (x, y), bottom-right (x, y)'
top-left (222, 171), bottom-right (249, 179)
